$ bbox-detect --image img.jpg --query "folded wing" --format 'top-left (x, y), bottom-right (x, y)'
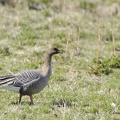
top-left (0, 70), bottom-right (41, 92)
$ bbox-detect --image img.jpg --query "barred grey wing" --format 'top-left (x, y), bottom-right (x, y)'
top-left (14, 70), bottom-right (41, 87)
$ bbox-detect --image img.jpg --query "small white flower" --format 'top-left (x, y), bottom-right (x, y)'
top-left (111, 102), bottom-right (116, 108)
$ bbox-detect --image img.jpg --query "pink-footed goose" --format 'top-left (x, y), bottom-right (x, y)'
top-left (0, 47), bottom-right (60, 104)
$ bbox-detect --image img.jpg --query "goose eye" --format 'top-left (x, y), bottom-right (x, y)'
top-left (53, 48), bottom-right (58, 51)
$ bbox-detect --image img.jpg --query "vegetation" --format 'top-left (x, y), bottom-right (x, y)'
top-left (0, 0), bottom-right (120, 119)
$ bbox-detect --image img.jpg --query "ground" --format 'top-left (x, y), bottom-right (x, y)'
top-left (0, 0), bottom-right (120, 119)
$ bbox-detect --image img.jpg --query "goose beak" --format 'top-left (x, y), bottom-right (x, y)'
top-left (57, 49), bottom-right (63, 54)
top-left (57, 50), bottom-right (61, 53)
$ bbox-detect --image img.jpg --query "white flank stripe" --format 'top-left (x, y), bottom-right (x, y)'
top-left (1, 85), bottom-right (20, 93)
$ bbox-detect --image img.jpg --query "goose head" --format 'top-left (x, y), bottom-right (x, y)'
top-left (48, 47), bottom-right (60, 55)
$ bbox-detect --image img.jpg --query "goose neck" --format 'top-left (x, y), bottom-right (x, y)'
top-left (45, 53), bottom-right (52, 67)
top-left (41, 54), bottom-right (52, 77)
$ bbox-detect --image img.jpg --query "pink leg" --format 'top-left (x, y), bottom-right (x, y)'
top-left (19, 94), bottom-right (22, 104)
top-left (30, 95), bottom-right (34, 105)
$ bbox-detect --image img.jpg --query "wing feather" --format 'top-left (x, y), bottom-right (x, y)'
top-left (0, 70), bottom-right (41, 88)
top-left (13, 70), bottom-right (41, 87)
top-left (0, 75), bottom-right (15, 86)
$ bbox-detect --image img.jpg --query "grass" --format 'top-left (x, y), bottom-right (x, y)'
top-left (0, 0), bottom-right (120, 119)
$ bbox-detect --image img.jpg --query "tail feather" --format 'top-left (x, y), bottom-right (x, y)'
top-left (0, 75), bottom-right (15, 87)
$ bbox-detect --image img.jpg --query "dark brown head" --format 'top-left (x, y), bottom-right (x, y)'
top-left (48, 47), bottom-right (60, 55)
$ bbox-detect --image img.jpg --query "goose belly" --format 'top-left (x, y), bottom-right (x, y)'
top-left (32, 79), bottom-right (49, 94)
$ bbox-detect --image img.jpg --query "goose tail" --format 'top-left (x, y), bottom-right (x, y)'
top-left (0, 75), bottom-right (15, 87)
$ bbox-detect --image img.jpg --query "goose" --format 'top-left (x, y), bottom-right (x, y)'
top-left (0, 47), bottom-right (61, 104)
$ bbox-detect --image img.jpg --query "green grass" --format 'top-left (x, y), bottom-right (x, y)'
top-left (0, 0), bottom-right (120, 119)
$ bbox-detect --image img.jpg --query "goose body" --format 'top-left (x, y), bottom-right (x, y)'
top-left (1, 70), bottom-right (47, 94)
top-left (0, 47), bottom-right (60, 104)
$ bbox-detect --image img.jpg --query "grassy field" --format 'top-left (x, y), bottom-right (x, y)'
top-left (0, 0), bottom-right (120, 119)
